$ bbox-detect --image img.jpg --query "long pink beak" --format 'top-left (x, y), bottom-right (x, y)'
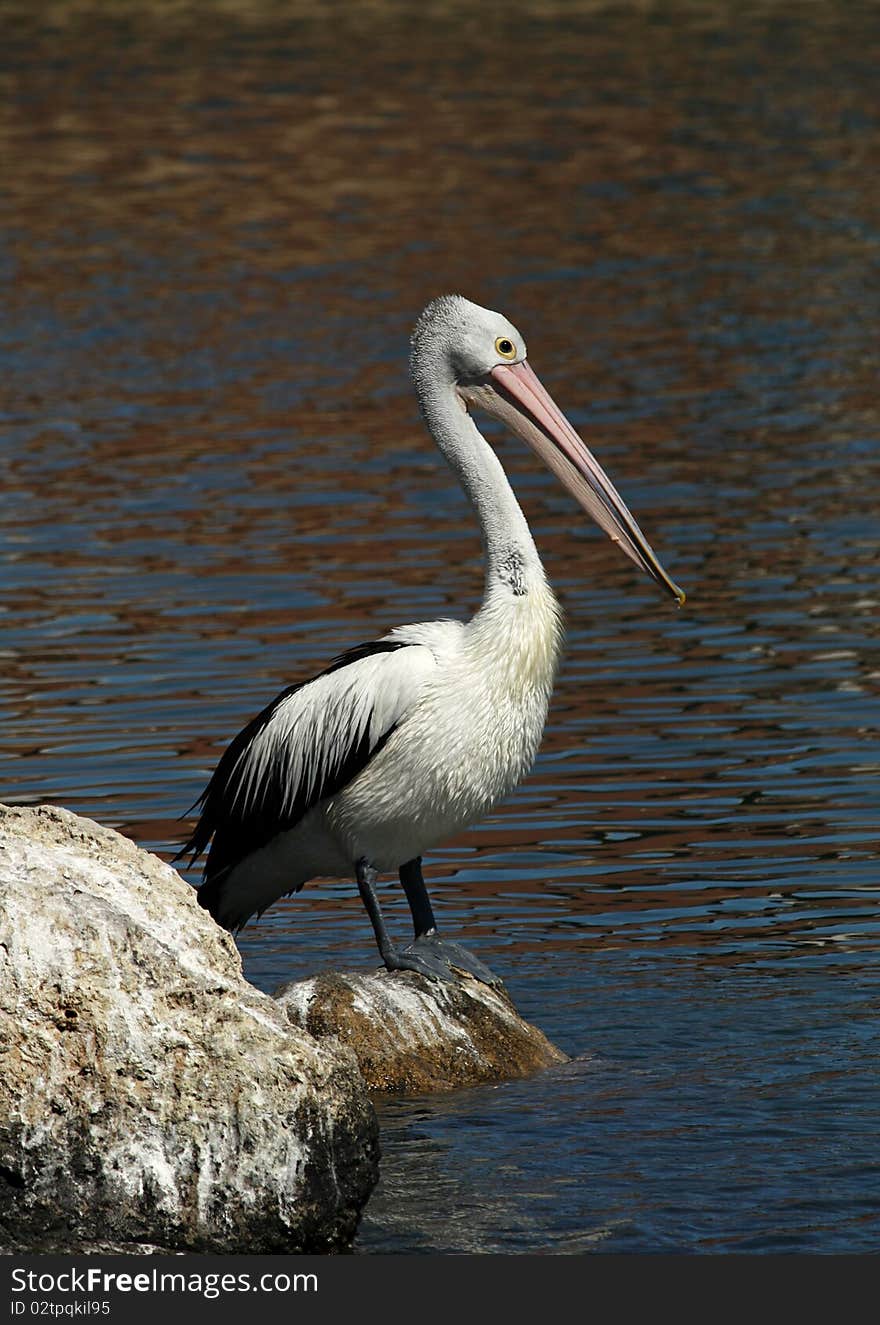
top-left (488, 360), bottom-right (685, 605)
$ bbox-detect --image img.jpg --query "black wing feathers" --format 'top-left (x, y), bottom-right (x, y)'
top-left (176, 640), bottom-right (410, 886)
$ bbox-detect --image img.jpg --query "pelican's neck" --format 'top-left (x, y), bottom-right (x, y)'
top-left (415, 375), bottom-right (545, 599)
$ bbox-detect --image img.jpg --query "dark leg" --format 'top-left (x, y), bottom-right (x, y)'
top-left (399, 857), bottom-right (437, 937)
top-left (355, 857), bottom-right (399, 968)
top-left (355, 857), bottom-right (461, 983)
top-left (397, 857), bottom-right (503, 988)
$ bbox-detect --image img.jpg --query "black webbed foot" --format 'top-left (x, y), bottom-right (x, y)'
top-left (396, 933), bottom-right (503, 988)
top-left (379, 942), bottom-right (462, 983)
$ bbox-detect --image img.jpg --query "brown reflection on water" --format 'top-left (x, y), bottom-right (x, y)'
top-left (1, 2), bottom-right (879, 974)
top-left (4, 2), bottom-right (880, 352)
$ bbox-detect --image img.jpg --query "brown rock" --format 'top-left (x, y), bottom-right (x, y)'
top-left (276, 968), bottom-right (568, 1094)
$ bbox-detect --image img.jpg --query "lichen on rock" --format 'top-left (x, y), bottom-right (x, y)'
top-left (0, 803), bottom-right (378, 1254)
top-left (276, 968), bottom-right (568, 1094)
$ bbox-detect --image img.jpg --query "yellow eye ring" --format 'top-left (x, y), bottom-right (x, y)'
top-left (495, 336), bottom-right (517, 360)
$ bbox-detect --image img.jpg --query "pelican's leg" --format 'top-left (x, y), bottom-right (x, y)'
top-left (355, 857), bottom-right (457, 983)
top-left (398, 857), bottom-right (503, 988)
top-left (399, 856), bottom-right (437, 937)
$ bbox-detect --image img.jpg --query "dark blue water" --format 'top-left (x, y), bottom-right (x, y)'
top-left (1, 1), bottom-right (879, 1253)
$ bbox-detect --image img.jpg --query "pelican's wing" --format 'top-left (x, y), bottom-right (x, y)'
top-left (177, 638), bottom-right (436, 890)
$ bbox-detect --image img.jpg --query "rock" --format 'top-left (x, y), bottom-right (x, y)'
top-left (0, 803), bottom-right (378, 1254)
top-left (276, 968), bottom-right (568, 1094)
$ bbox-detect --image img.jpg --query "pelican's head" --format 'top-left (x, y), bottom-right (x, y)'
top-left (411, 295), bottom-right (685, 606)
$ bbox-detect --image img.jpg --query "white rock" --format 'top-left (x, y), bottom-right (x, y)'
top-left (0, 804), bottom-right (377, 1253)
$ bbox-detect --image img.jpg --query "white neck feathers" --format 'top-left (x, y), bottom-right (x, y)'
top-left (413, 372), bottom-right (546, 599)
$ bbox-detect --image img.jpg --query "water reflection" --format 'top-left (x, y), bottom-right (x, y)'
top-left (1, 0), bottom-right (879, 1253)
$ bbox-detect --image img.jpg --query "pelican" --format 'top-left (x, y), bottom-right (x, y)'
top-left (178, 295), bottom-right (683, 984)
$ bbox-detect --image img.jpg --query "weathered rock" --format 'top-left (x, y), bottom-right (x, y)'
top-left (276, 968), bottom-right (568, 1094)
top-left (0, 804), bottom-right (378, 1254)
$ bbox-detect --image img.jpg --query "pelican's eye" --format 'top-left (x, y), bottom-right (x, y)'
top-left (495, 336), bottom-right (517, 361)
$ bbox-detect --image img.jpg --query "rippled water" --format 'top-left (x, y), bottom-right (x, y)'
top-left (2, 1), bottom-right (879, 1253)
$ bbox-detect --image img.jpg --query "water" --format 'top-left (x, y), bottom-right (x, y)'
top-left (2, 1), bottom-right (879, 1253)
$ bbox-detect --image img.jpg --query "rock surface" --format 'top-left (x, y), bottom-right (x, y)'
top-left (277, 968), bottom-right (568, 1094)
top-left (0, 803), bottom-right (378, 1254)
